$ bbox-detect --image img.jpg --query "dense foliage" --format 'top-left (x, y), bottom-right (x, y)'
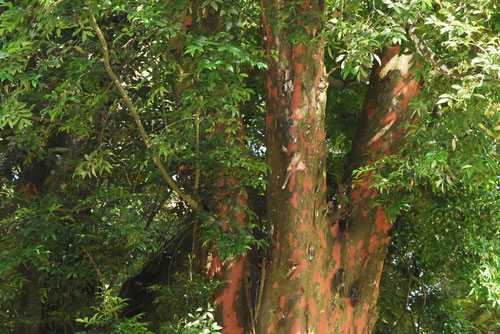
top-left (0, 0), bottom-right (498, 333)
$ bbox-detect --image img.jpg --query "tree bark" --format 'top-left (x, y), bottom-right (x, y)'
top-left (334, 46), bottom-right (420, 333)
top-left (258, 1), bottom-right (330, 332)
top-left (257, 1), bottom-right (420, 328)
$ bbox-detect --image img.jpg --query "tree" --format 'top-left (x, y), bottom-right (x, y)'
top-left (0, 0), bottom-right (498, 333)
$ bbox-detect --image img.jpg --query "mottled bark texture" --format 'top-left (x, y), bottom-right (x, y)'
top-left (204, 174), bottom-right (249, 334)
top-left (336, 47), bottom-right (419, 333)
top-left (257, 1), bottom-right (419, 329)
top-left (258, 1), bottom-right (330, 332)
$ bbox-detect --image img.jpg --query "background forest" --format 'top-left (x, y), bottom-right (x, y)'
top-left (0, 0), bottom-right (499, 333)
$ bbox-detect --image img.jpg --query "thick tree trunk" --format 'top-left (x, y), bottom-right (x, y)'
top-left (257, 1), bottom-right (419, 328)
top-left (258, 1), bottom-right (330, 332)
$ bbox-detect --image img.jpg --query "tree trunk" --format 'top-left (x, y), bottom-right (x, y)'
top-left (258, 1), bottom-right (330, 332)
top-left (206, 174), bottom-right (249, 334)
top-left (334, 46), bottom-right (419, 333)
top-left (257, 0), bottom-right (419, 328)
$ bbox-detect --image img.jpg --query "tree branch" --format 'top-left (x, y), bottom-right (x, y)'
top-left (82, 246), bottom-right (119, 319)
top-left (87, 4), bottom-right (202, 211)
top-left (407, 26), bottom-right (461, 80)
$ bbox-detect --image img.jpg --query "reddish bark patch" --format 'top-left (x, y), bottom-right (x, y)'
top-left (318, 229), bottom-right (327, 248)
top-left (370, 137), bottom-right (383, 158)
top-left (341, 298), bottom-right (354, 333)
top-left (330, 309), bottom-right (341, 332)
top-left (400, 80), bottom-right (419, 110)
top-left (375, 205), bottom-right (391, 233)
top-left (288, 142), bottom-right (298, 155)
top-left (183, 16), bottom-right (192, 30)
top-left (208, 256), bottom-right (222, 279)
top-left (368, 235), bottom-right (379, 253)
top-left (367, 107), bottom-right (375, 120)
top-left (236, 210), bottom-right (244, 224)
top-left (318, 312), bottom-right (328, 334)
top-left (292, 43), bottom-right (303, 59)
top-left (266, 75), bottom-right (278, 102)
top-left (266, 113), bottom-right (274, 134)
top-left (216, 257), bottom-right (245, 334)
top-left (303, 174), bottom-right (313, 196)
top-left (353, 303), bottom-right (369, 334)
top-left (292, 248), bottom-right (303, 263)
top-left (279, 296), bottom-right (286, 309)
top-left (308, 297), bottom-right (318, 315)
top-left (331, 223), bottom-right (339, 238)
top-left (380, 110), bottom-right (397, 126)
top-left (332, 241), bottom-right (341, 263)
top-left (391, 127), bottom-right (404, 140)
top-left (294, 61), bottom-right (303, 74)
top-left (350, 188), bottom-right (362, 204)
top-left (291, 78), bottom-right (303, 120)
top-left (301, 0), bottom-right (311, 10)
top-left (317, 128), bottom-right (325, 141)
top-left (291, 318), bottom-right (302, 334)
top-left (290, 192), bottom-right (299, 208)
top-left (360, 250), bottom-right (368, 263)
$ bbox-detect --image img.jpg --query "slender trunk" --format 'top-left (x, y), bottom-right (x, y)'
top-left (206, 174), bottom-right (249, 334)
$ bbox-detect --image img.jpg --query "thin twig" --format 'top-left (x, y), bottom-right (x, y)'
top-left (244, 259), bottom-right (256, 333)
top-left (411, 274), bottom-right (427, 333)
top-left (82, 246), bottom-right (106, 286)
top-left (82, 246), bottom-right (119, 319)
top-left (54, 191), bottom-right (161, 213)
top-left (392, 246), bottom-right (427, 333)
top-left (254, 257), bottom-right (266, 322)
top-left (408, 309), bottom-right (419, 334)
top-left (194, 110), bottom-right (201, 192)
top-left (144, 195), bottom-right (169, 230)
top-left (86, 4), bottom-right (201, 211)
top-left (391, 271), bottom-right (411, 332)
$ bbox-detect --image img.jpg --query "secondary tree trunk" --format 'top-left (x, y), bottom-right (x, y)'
top-left (334, 47), bottom-right (420, 333)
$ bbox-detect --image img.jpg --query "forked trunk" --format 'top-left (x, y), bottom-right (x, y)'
top-left (257, 3), bottom-right (419, 328)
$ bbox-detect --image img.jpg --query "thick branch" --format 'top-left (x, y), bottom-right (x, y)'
top-left (87, 6), bottom-right (201, 211)
top-left (407, 26), bottom-right (461, 80)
